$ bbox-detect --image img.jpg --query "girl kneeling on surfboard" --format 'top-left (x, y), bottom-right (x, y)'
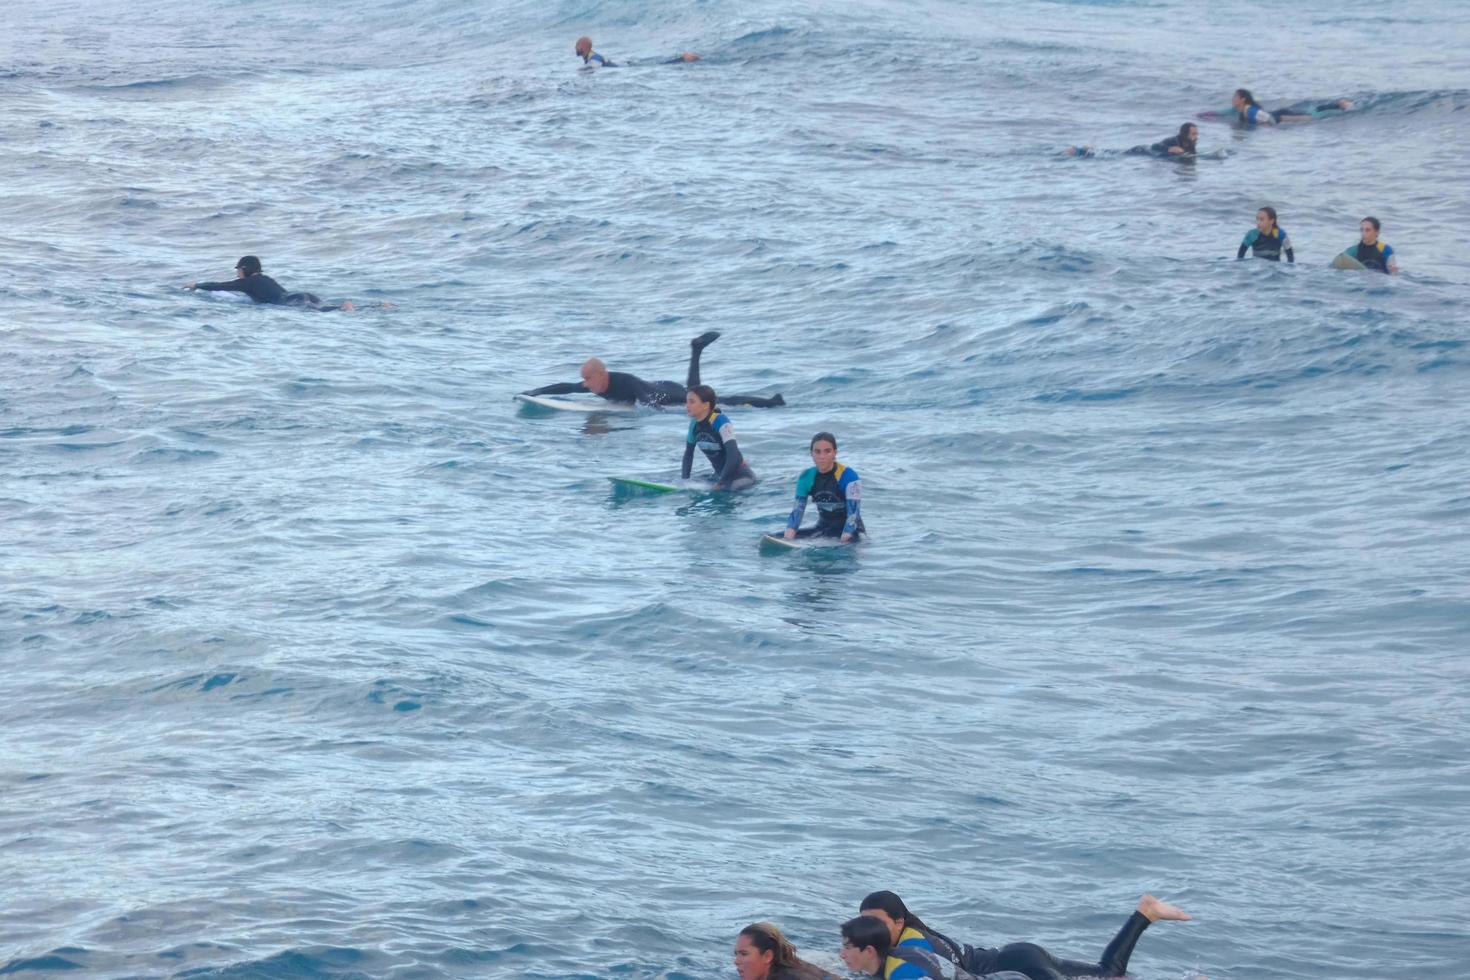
top-left (683, 385), bottom-right (757, 491)
top-left (785, 432), bottom-right (864, 542)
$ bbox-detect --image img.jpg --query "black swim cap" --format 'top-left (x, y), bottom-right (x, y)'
top-left (235, 255), bottom-right (262, 275)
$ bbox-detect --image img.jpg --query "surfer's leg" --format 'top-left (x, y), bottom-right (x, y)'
top-left (1052, 895), bottom-right (1190, 978)
top-left (721, 392), bottom-right (785, 408)
top-left (686, 331), bottom-right (721, 387)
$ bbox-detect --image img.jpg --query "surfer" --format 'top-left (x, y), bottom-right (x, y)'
top-left (575, 36), bottom-right (700, 67)
top-left (184, 256), bottom-right (356, 311)
top-left (851, 891), bottom-right (1191, 980)
top-left (1225, 88), bottom-right (1353, 126)
top-left (521, 332), bottom-right (784, 408)
top-left (784, 432), bottom-right (863, 542)
top-left (1237, 206), bottom-right (1295, 262)
top-left (1339, 217), bottom-right (1398, 273)
top-left (682, 384), bottom-right (756, 491)
top-left (1065, 123), bottom-right (1198, 159)
top-left (735, 923), bottom-right (838, 980)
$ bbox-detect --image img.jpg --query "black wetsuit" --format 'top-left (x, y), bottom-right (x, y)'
top-left (918, 912), bottom-right (1154, 980)
top-left (1127, 135), bottom-right (1195, 157)
top-left (524, 338), bottom-right (783, 408)
top-left (194, 273), bottom-right (344, 311)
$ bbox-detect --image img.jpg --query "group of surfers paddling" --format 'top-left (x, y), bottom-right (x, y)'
top-left (1060, 87), bottom-right (1398, 273)
top-left (734, 891), bottom-right (1191, 980)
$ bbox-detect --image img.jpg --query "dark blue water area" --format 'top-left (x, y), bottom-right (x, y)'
top-left (2, 0), bottom-right (1469, 977)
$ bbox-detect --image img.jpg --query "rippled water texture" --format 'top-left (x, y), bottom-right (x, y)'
top-left (3, 0), bottom-right (1469, 977)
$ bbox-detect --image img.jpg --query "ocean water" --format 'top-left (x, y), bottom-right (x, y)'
top-left (2, 0), bottom-right (1468, 977)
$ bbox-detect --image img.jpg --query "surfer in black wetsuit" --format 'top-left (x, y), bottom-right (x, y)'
top-left (856, 891), bottom-right (1191, 980)
top-left (184, 256), bottom-right (356, 311)
top-left (1065, 123), bottom-right (1198, 159)
top-left (682, 383), bottom-right (756, 491)
top-left (520, 332), bottom-right (784, 408)
top-left (575, 35), bottom-right (699, 67)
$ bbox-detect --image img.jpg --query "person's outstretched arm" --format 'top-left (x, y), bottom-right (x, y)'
top-left (521, 381), bottom-right (589, 396)
top-left (187, 279), bottom-right (247, 292)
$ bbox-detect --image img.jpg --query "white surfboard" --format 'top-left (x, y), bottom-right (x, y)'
top-left (759, 532), bottom-right (857, 552)
top-left (514, 393), bottom-right (636, 414)
top-left (1330, 253), bottom-right (1366, 271)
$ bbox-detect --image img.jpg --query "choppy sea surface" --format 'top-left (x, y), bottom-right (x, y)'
top-left (3, 1), bottom-right (1468, 977)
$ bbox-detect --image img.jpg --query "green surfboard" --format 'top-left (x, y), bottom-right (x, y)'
top-left (608, 477), bottom-right (681, 495)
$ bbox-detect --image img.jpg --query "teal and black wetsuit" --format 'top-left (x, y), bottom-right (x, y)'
top-left (1238, 225), bottom-right (1295, 262)
top-left (581, 51), bottom-right (615, 66)
top-left (1343, 239), bottom-right (1395, 272)
top-left (193, 273), bottom-right (345, 310)
top-left (682, 408), bottom-right (755, 489)
top-left (786, 462), bottom-right (863, 539)
top-left (911, 912), bottom-right (1157, 980)
top-left (1233, 100), bottom-right (1349, 125)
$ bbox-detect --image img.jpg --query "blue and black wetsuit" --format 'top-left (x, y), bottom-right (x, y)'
top-left (1343, 239), bottom-right (1395, 273)
top-left (193, 273), bottom-right (345, 310)
top-left (1238, 225), bottom-right (1295, 262)
top-left (682, 408), bottom-right (756, 490)
top-left (912, 912), bottom-right (1157, 980)
top-left (524, 333), bottom-right (785, 408)
top-left (580, 51), bottom-right (616, 66)
top-left (1234, 101), bottom-right (1349, 126)
top-left (786, 462), bottom-right (863, 539)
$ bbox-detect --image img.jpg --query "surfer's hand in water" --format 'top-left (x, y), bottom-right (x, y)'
top-left (841, 533), bottom-right (852, 542)
top-left (784, 528), bottom-right (797, 540)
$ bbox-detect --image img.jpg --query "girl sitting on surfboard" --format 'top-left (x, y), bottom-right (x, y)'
top-left (682, 385), bottom-right (757, 491)
top-left (784, 432), bottom-right (864, 542)
top-left (1339, 216), bottom-right (1398, 273)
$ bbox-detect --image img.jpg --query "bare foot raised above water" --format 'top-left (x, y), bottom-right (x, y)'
top-left (1138, 894), bottom-right (1192, 922)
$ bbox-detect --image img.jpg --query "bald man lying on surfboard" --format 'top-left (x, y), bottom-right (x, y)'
top-left (520, 332), bottom-right (785, 408)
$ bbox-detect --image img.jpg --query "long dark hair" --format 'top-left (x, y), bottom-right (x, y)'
top-left (688, 384), bottom-right (717, 411)
top-left (858, 892), bottom-right (964, 964)
top-left (1234, 87), bottom-right (1257, 107)
top-left (1258, 205), bottom-right (1278, 231)
top-left (810, 431), bottom-right (837, 451)
top-left (1177, 122), bottom-right (1197, 153)
top-left (739, 923), bottom-right (833, 980)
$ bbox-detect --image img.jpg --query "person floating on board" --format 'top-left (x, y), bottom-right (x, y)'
top-left (184, 256), bottom-right (357, 311)
top-left (1065, 123), bottom-right (1199, 159)
top-left (1220, 88), bottom-right (1353, 126)
top-left (521, 332), bottom-right (784, 409)
top-left (844, 891), bottom-right (1192, 980)
top-left (574, 35), bottom-right (700, 67)
top-left (784, 431), bottom-right (864, 542)
top-left (1339, 216), bottom-right (1398, 273)
top-left (682, 384), bottom-right (757, 491)
top-left (734, 922), bottom-right (839, 980)
top-left (1238, 206), bottom-right (1295, 263)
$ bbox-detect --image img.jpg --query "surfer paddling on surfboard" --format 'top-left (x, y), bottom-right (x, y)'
top-left (682, 385), bottom-right (757, 491)
top-left (520, 332), bottom-right (785, 409)
top-left (845, 891), bottom-right (1191, 980)
top-left (784, 432), bottom-right (864, 542)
